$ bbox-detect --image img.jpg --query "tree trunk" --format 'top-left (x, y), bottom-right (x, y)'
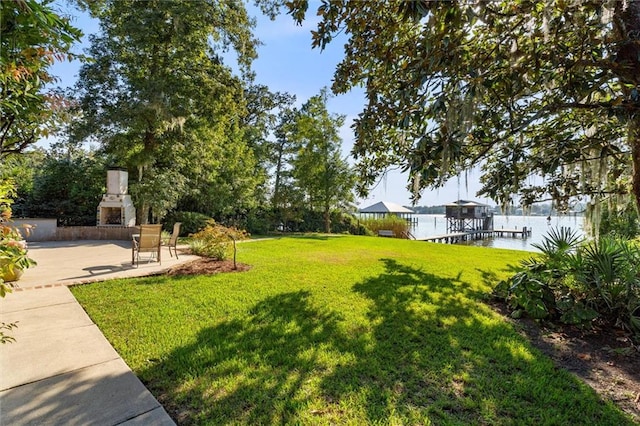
top-left (137, 203), bottom-right (150, 225)
top-left (630, 120), bottom-right (640, 217)
top-left (232, 236), bottom-right (237, 270)
top-left (617, 1), bottom-right (640, 216)
top-left (324, 205), bottom-right (331, 233)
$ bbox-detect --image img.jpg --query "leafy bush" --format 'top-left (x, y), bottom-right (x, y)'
top-left (160, 230), bottom-right (171, 244)
top-left (495, 228), bottom-right (640, 335)
top-left (0, 180), bottom-right (37, 291)
top-left (163, 211), bottom-right (211, 236)
top-left (189, 220), bottom-right (248, 266)
top-left (361, 216), bottom-right (410, 238)
top-left (599, 200), bottom-right (640, 238)
top-left (267, 208), bottom-right (367, 235)
top-left (243, 208), bottom-right (271, 235)
top-left (330, 211), bottom-right (369, 235)
top-left (1, 179), bottom-right (37, 344)
top-left (20, 154), bottom-right (105, 225)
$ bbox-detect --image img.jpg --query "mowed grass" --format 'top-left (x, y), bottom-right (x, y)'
top-left (71, 235), bottom-right (634, 425)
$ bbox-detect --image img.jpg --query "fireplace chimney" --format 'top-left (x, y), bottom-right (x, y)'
top-left (96, 168), bottom-right (136, 226)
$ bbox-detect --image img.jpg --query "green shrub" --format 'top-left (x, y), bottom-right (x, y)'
top-left (244, 208), bottom-right (271, 235)
top-left (495, 228), bottom-right (640, 336)
top-left (189, 220), bottom-right (248, 265)
top-left (361, 216), bottom-right (410, 238)
top-left (330, 211), bottom-right (369, 235)
top-left (160, 230), bottom-right (171, 244)
top-left (269, 208), bottom-right (368, 235)
top-left (189, 238), bottom-right (221, 258)
top-left (163, 211), bottom-right (211, 236)
top-left (577, 236), bottom-right (640, 331)
top-left (599, 201), bottom-right (640, 238)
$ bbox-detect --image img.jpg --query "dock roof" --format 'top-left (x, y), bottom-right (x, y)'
top-left (443, 199), bottom-right (490, 208)
top-left (359, 201), bottom-right (414, 214)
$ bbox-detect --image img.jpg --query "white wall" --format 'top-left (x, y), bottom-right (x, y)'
top-left (11, 218), bottom-right (58, 241)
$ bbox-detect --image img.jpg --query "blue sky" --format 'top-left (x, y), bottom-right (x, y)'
top-left (48, 1), bottom-right (485, 207)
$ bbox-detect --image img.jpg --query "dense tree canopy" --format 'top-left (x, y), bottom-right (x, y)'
top-left (283, 0), bottom-right (640, 217)
top-left (73, 0), bottom-right (262, 223)
top-left (266, 90), bottom-right (356, 233)
top-left (0, 0), bottom-right (82, 159)
top-left (290, 89), bottom-right (356, 233)
top-left (22, 149), bottom-right (106, 226)
top-left (270, 105), bottom-right (301, 226)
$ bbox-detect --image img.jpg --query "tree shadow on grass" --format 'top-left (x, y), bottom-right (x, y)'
top-left (140, 290), bottom-right (349, 424)
top-left (140, 259), bottom-right (634, 425)
top-left (322, 258), bottom-right (632, 424)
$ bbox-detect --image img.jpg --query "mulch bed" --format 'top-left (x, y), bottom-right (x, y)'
top-left (491, 301), bottom-right (640, 422)
top-left (164, 257), bottom-right (251, 276)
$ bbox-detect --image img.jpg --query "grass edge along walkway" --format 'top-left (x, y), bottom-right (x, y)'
top-left (71, 235), bottom-right (635, 425)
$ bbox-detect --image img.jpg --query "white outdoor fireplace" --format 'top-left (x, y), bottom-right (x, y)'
top-left (97, 169), bottom-right (136, 226)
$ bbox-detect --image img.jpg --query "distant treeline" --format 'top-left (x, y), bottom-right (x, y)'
top-left (409, 202), bottom-right (584, 216)
top-left (411, 205), bottom-right (446, 214)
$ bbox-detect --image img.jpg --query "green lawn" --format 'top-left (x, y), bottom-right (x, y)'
top-left (71, 235), bottom-right (634, 425)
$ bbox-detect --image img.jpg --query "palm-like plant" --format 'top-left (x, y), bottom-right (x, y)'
top-left (496, 228), bottom-right (640, 335)
top-left (531, 227), bottom-right (583, 259)
top-left (578, 237), bottom-right (640, 332)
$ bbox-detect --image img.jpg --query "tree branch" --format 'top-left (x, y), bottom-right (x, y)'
top-left (553, 101), bottom-right (640, 110)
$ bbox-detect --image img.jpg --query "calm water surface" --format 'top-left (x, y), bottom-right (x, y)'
top-left (412, 214), bottom-right (586, 252)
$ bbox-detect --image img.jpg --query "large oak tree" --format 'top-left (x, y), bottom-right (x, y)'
top-left (73, 0), bottom-right (262, 223)
top-left (282, 0), bottom-right (640, 219)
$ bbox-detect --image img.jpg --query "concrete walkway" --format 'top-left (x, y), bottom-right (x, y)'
top-left (0, 241), bottom-right (200, 425)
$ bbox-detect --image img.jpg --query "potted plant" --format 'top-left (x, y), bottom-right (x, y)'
top-left (0, 231), bottom-right (35, 282)
top-left (0, 181), bottom-right (36, 289)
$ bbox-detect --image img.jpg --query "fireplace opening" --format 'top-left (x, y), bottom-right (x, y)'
top-left (101, 207), bottom-right (123, 225)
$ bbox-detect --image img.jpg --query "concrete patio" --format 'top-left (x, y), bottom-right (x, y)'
top-left (14, 239), bottom-right (200, 289)
top-left (0, 240), bottom-right (200, 425)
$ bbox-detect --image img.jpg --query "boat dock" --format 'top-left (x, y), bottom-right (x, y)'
top-left (493, 228), bottom-right (532, 238)
top-left (419, 232), bottom-right (469, 243)
top-left (417, 227), bottom-right (531, 243)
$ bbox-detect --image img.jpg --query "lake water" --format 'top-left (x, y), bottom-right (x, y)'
top-left (411, 214), bottom-right (586, 252)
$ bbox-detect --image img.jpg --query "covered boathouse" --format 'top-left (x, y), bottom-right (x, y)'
top-left (444, 200), bottom-right (494, 232)
top-left (358, 201), bottom-right (417, 224)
